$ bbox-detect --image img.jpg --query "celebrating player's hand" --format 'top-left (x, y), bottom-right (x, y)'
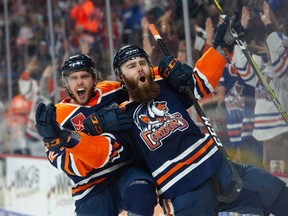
top-left (35, 103), bottom-right (70, 151)
top-left (213, 12), bottom-right (245, 53)
top-left (84, 103), bottom-right (134, 136)
top-left (158, 55), bottom-right (195, 94)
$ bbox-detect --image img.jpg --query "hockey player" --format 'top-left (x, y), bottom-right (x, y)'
top-left (35, 54), bottom-right (157, 216)
top-left (84, 16), bottom-right (288, 215)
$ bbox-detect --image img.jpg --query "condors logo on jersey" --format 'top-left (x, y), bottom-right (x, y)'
top-left (134, 100), bottom-right (188, 151)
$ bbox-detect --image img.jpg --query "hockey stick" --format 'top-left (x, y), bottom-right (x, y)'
top-left (212, 0), bottom-right (288, 123)
top-left (149, 23), bottom-right (242, 203)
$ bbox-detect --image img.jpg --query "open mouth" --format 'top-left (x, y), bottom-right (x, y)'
top-left (77, 88), bottom-right (86, 97)
top-left (139, 75), bottom-right (146, 83)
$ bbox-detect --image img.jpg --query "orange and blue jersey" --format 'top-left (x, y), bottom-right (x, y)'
top-left (46, 81), bottom-right (132, 204)
top-left (114, 47), bottom-right (227, 199)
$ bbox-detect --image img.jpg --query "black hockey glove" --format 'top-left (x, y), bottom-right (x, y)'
top-left (213, 11), bottom-right (245, 53)
top-left (35, 102), bottom-right (70, 151)
top-left (83, 103), bottom-right (134, 136)
top-left (158, 55), bottom-right (195, 94)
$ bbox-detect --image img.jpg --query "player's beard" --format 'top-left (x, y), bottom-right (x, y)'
top-left (123, 75), bottom-right (160, 103)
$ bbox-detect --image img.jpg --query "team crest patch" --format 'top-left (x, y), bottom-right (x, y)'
top-left (70, 113), bottom-right (86, 131)
top-left (134, 100), bottom-right (188, 151)
top-left (226, 82), bottom-right (244, 111)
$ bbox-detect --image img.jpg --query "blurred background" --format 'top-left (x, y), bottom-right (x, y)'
top-left (0, 0), bottom-right (288, 215)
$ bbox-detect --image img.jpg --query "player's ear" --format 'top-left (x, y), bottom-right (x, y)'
top-left (115, 69), bottom-right (126, 89)
top-left (117, 75), bottom-right (123, 83)
top-left (114, 68), bottom-right (122, 81)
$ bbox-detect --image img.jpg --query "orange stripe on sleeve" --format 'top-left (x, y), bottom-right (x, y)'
top-left (195, 47), bottom-right (226, 89)
top-left (193, 73), bottom-right (208, 96)
top-left (66, 132), bottom-right (111, 169)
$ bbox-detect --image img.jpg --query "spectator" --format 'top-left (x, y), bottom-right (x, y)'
top-left (5, 93), bottom-right (31, 155)
top-left (16, 57), bottom-right (48, 156)
top-left (141, 10), bottom-right (179, 66)
top-left (232, 2), bottom-right (288, 173)
top-left (70, 0), bottom-right (101, 34)
top-left (218, 64), bottom-right (263, 167)
top-left (120, 0), bottom-right (143, 46)
top-left (203, 9), bottom-right (263, 168)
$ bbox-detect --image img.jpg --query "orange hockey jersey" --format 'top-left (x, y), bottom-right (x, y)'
top-left (47, 81), bottom-right (132, 203)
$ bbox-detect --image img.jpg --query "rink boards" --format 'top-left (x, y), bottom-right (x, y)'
top-left (0, 154), bottom-right (287, 216)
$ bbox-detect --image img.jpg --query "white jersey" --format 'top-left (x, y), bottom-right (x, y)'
top-left (231, 32), bottom-right (288, 141)
top-left (267, 32), bottom-right (288, 111)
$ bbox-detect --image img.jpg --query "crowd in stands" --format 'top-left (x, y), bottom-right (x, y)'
top-left (0, 0), bottom-right (287, 174)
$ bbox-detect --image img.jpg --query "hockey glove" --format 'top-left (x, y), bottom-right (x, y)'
top-left (213, 12), bottom-right (245, 53)
top-left (35, 102), bottom-right (70, 151)
top-left (83, 103), bottom-right (134, 136)
top-left (158, 55), bottom-right (195, 94)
